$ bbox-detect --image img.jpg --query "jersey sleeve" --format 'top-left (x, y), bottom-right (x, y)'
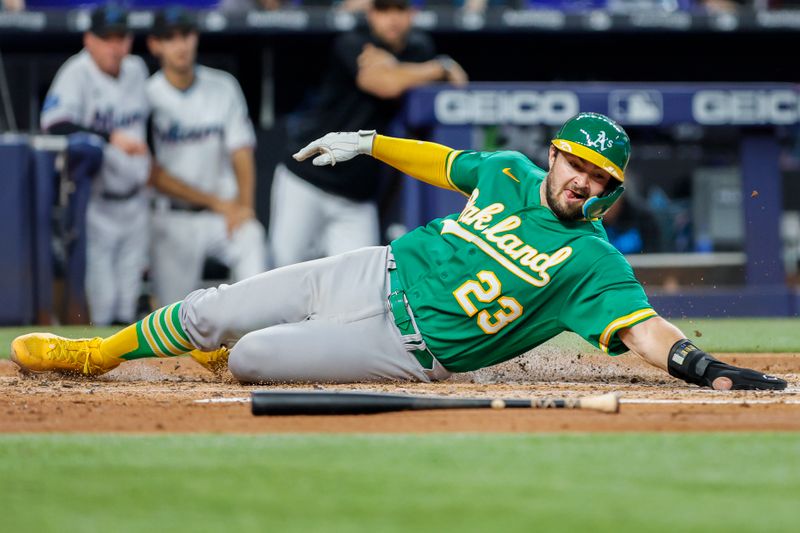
top-left (223, 78), bottom-right (256, 152)
top-left (446, 150), bottom-right (492, 195)
top-left (447, 150), bottom-right (532, 196)
top-left (40, 60), bottom-right (85, 131)
top-left (559, 250), bottom-right (656, 355)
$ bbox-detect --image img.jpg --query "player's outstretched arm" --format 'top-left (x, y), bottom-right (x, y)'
top-left (618, 316), bottom-right (787, 391)
top-left (292, 130), bottom-right (376, 167)
top-left (293, 130), bottom-right (461, 192)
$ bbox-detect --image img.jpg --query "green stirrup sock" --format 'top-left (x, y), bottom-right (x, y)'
top-left (100, 302), bottom-right (195, 360)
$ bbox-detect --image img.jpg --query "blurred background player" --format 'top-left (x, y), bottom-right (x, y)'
top-left (269, 0), bottom-right (468, 268)
top-left (40, 4), bottom-right (151, 326)
top-left (146, 6), bottom-right (267, 307)
top-left (602, 172), bottom-right (664, 254)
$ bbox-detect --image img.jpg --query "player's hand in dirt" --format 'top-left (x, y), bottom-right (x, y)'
top-left (293, 130), bottom-right (376, 167)
top-left (664, 338), bottom-right (787, 391)
top-left (708, 362), bottom-right (787, 391)
top-left (110, 130), bottom-right (148, 156)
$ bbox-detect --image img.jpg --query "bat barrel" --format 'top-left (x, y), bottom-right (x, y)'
top-left (251, 391), bottom-right (493, 415)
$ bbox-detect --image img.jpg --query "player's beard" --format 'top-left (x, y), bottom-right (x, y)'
top-left (544, 173), bottom-right (587, 221)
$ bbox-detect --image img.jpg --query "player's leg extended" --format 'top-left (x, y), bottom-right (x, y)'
top-left (179, 245), bottom-right (401, 371)
top-left (10, 301), bottom-right (197, 375)
top-left (323, 195), bottom-right (380, 257)
top-left (269, 163), bottom-right (325, 267)
top-left (228, 314), bottom-right (446, 383)
top-left (223, 246), bottom-right (451, 383)
top-left (12, 247), bottom-right (388, 375)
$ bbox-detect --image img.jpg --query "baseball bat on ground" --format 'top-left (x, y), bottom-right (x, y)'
top-left (251, 390), bottom-right (620, 416)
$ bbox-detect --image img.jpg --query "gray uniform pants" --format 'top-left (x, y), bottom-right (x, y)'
top-left (269, 163), bottom-right (380, 268)
top-left (181, 246), bottom-right (451, 383)
top-left (151, 209), bottom-right (267, 307)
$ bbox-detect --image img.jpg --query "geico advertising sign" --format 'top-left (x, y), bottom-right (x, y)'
top-left (434, 90), bottom-right (579, 125)
top-left (693, 90), bottom-right (800, 125)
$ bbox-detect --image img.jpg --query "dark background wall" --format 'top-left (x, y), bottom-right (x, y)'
top-left (2, 16), bottom-right (799, 243)
top-left (3, 27), bottom-right (799, 133)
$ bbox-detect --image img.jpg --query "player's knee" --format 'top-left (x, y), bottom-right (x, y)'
top-left (228, 334), bottom-right (268, 383)
top-left (181, 286), bottom-right (230, 350)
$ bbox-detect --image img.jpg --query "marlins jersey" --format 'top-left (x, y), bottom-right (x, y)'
top-left (41, 49), bottom-right (148, 143)
top-left (146, 65), bottom-right (256, 201)
top-left (391, 150), bottom-right (656, 372)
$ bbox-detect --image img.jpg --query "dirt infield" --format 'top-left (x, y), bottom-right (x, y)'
top-left (2, 350), bottom-right (799, 433)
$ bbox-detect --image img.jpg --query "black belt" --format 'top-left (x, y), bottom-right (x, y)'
top-left (101, 187), bottom-right (142, 201)
top-left (169, 201), bottom-right (208, 212)
top-left (388, 267), bottom-right (436, 371)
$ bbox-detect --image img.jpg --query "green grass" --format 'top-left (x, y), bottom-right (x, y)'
top-left (3, 318), bottom-right (800, 360)
top-left (543, 318), bottom-right (800, 354)
top-left (670, 318), bottom-right (800, 352)
top-left (1, 433), bottom-right (798, 533)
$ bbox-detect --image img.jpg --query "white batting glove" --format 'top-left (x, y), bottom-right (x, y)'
top-left (292, 130), bottom-right (376, 167)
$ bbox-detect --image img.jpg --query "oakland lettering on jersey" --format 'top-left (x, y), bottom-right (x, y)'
top-left (444, 188), bottom-right (572, 287)
top-left (154, 122), bottom-right (224, 144)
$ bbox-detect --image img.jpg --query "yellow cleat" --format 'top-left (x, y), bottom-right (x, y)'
top-left (188, 346), bottom-right (229, 374)
top-left (10, 333), bottom-right (122, 376)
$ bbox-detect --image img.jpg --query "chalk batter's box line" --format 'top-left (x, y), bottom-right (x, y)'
top-left (194, 395), bottom-right (800, 406)
top-left (195, 397), bottom-right (250, 404)
top-left (621, 398), bottom-right (800, 405)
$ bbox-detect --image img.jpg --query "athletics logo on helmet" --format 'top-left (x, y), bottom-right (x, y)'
top-left (551, 112), bottom-right (631, 182)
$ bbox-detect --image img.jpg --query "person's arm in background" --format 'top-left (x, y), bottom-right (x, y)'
top-left (221, 76), bottom-right (259, 235)
top-left (228, 146), bottom-right (257, 232)
top-left (150, 164), bottom-right (225, 210)
top-left (47, 121), bottom-right (148, 156)
top-left (356, 43), bottom-right (468, 99)
top-left (149, 161), bottom-right (249, 235)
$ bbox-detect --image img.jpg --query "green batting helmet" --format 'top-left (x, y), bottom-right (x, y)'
top-left (551, 112), bottom-right (631, 182)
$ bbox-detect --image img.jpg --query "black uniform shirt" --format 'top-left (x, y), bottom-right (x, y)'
top-left (283, 27), bottom-right (437, 201)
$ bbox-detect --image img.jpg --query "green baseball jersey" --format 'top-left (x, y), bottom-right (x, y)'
top-left (390, 150), bottom-right (656, 373)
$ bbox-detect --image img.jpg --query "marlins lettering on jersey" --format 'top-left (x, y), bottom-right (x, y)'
top-left (146, 65), bottom-right (255, 199)
top-left (153, 122), bottom-right (225, 144)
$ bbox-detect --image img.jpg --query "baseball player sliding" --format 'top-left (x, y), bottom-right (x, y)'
top-left (11, 113), bottom-right (787, 391)
top-left (145, 7), bottom-right (266, 307)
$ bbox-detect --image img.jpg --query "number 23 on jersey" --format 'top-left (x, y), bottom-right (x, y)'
top-left (453, 271), bottom-right (523, 334)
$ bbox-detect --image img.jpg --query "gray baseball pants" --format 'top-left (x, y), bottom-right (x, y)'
top-left (269, 163), bottom-right (380, 267)
top-left (180, 246), bottom-right (451, 383)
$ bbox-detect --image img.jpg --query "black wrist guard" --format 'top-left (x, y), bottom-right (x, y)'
top-left (667, 339), bottom-right (787, 390)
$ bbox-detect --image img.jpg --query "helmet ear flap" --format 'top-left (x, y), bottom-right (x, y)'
top-left (582, 185), bottom-right (625, 220)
